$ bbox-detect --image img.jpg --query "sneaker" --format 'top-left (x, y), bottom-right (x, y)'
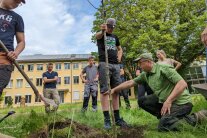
top-left (194, 109), bottom-right (207, 124)
top-left (92, 108), bottom-right (97, 112)
top-left (184, 115), bottom-right (197, 126)
top-left (104, 119), bottom-right (111, 130)
top-left (115, 118), bottom-right (130, 128)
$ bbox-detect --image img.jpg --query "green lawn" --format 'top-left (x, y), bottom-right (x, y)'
top-left (0, 94), bottom-right (207, 138)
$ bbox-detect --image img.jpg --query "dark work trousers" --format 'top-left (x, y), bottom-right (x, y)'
top-left (82, 83), bottom-right (98, 110)
top-left (138, 94), bottom-right (193, 131)
top-left (137, 82), bottom-right (154, 107)
top-left (119, 75), bottom-right (131, 108)
top-left (137, 82), bottom-right (154, 100)
top-left (119, 89), bottom-right (131, 109)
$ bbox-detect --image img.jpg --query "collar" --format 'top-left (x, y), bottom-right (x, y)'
top-left (47, 71), bottom-right (53, 73)
top-left (146, 63), bottom-right (156, 76)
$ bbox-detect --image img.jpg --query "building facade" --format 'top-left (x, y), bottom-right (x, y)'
top-left (1, 54), bottom-right (135, 108)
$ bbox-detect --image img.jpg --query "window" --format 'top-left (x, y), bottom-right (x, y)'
top-left (26, 78), bottom-right (33, 87)
top-left (19, 64), bottom-right (24, 70)
top-left (56, 63), bottom-right (61, 70)
top-left (64, 76), bottom-right (70, 84)
top-left (4, 96), bottom-right (12, 105)
top-left (57, 77), bottom-right (61, 85)
top-left (73, 63), bottom-right (79, 69)
top-left (28, 64), bottom-right (34, 71)
top-left (81, 62), bottom-right (87, 69)
top-left (37, 64), bottom-right (43, 71)
top-left (73, 76), bottom-right (79, 84)
top-left (25, 95), bottom-right (31, 103)
top-left (36, 78), bottom-right (42, 86)
top-left (59, 91), bottom-right (64, 103)
top-left (16, 79), bottom-right (23, 88)
top-left (64, 63), bottom-right (70, 70)
top-left (6, 80), bottom-right (13, 88)
top-left (73, 91), bottom-right (80, 100)
top-left (15, 95), bottom-right (21, 104)
top-left (35, 95), bottom-right (41, 102)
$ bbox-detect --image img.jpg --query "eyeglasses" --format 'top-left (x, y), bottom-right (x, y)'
top-left (107, 24), bottom-right (115, 29)
top-left (138, 60), bottom-right (148, 66)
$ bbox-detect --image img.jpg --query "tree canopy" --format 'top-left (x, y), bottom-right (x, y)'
top-left (92, 0), bottom-right (206, 77)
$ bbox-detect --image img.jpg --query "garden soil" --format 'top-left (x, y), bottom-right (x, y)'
top-left (29, 119), bottom-right (144, 138)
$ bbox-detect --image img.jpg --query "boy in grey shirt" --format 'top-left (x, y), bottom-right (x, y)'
top-left (80, 56), bottom-right (98, 112)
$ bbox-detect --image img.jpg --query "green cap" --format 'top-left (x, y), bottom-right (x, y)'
top-left (134, 53), bottom-right (153, 62)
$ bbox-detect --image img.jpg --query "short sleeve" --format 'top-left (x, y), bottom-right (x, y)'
top-left (55, 72), bottom-right (58, 77)
top-left (133, 72), bottom-right (146, 84)
top-left (42, 73), bottom-right (46, 78)
top-left (115, 35), bottom-right (120, 46)
top-left (161, 66), bottom-right (183, 84)
top-left (82, 67), bottom-right (87, 73)
top-left (15, 15), bottom-right (24, 32)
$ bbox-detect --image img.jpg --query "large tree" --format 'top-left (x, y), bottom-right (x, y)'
top-left (92, 0), bottom-right (206, 78)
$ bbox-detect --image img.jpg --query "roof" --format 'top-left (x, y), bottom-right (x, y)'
top-left (17, 54), bottom-right (92, 63)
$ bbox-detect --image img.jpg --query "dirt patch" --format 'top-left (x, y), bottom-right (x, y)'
top-left (29, 119), bottom-right (145, 138)
top-left (28, 126), bottom-right (48, 138)
top-left (117, 126), bottom-right (145, 138)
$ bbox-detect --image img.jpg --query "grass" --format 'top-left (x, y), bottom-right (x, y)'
top-left (0, 94), bottom-right (207, 138)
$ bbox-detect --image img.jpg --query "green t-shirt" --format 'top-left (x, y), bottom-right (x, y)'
top-left (133, 63), bottom-right (191, 105)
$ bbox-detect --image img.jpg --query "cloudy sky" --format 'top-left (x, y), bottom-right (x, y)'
top-left (15, 0), bottom-right (100, 55)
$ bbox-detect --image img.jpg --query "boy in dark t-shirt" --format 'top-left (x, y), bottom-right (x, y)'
top-left (0, 0), bottom-right (26, 97)
top-left (42, 63), bottom-right (60, 113)
top-left (96, 18), bottom-right (129, 129)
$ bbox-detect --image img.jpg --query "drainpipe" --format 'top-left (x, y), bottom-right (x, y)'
top-left (70, 57), bottom-right (73, 103)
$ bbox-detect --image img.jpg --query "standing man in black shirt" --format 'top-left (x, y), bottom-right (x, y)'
top-left (96, 18), bottom-right (129, 129)
top-left (42, 63), bottom-right (60, 113)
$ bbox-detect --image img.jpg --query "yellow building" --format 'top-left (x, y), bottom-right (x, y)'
top-left (2, 54), bottom-right (135, 108)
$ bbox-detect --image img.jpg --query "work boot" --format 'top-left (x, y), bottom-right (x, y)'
top-left (115, 118), bottom-right (130, 128)
top-left (104, 119), bottom-right (111, 130)
top-left (184, 115), bottom-right (197, 126)
top-left (194, 109), bottom-right (207, 124)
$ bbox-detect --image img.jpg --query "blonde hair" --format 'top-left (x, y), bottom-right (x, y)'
top-left (156, 50), bottom-right (166, 57)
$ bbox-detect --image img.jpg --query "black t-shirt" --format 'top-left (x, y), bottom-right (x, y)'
top-left (42, 71), bottom-right (58, 88)
top-left (0, 8), bottom-right (24, 52)
top-left (97, 32), bottom-right (120, 64)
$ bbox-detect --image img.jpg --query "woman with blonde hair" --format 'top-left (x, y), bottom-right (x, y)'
top-left (156, 50), bottom-right (181, 70)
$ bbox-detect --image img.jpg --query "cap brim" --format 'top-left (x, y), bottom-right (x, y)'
top-left (134, 57), bottom-right (141, 62)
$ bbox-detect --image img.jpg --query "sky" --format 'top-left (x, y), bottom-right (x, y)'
top-left (15, 0), bottom-right (101, 55)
